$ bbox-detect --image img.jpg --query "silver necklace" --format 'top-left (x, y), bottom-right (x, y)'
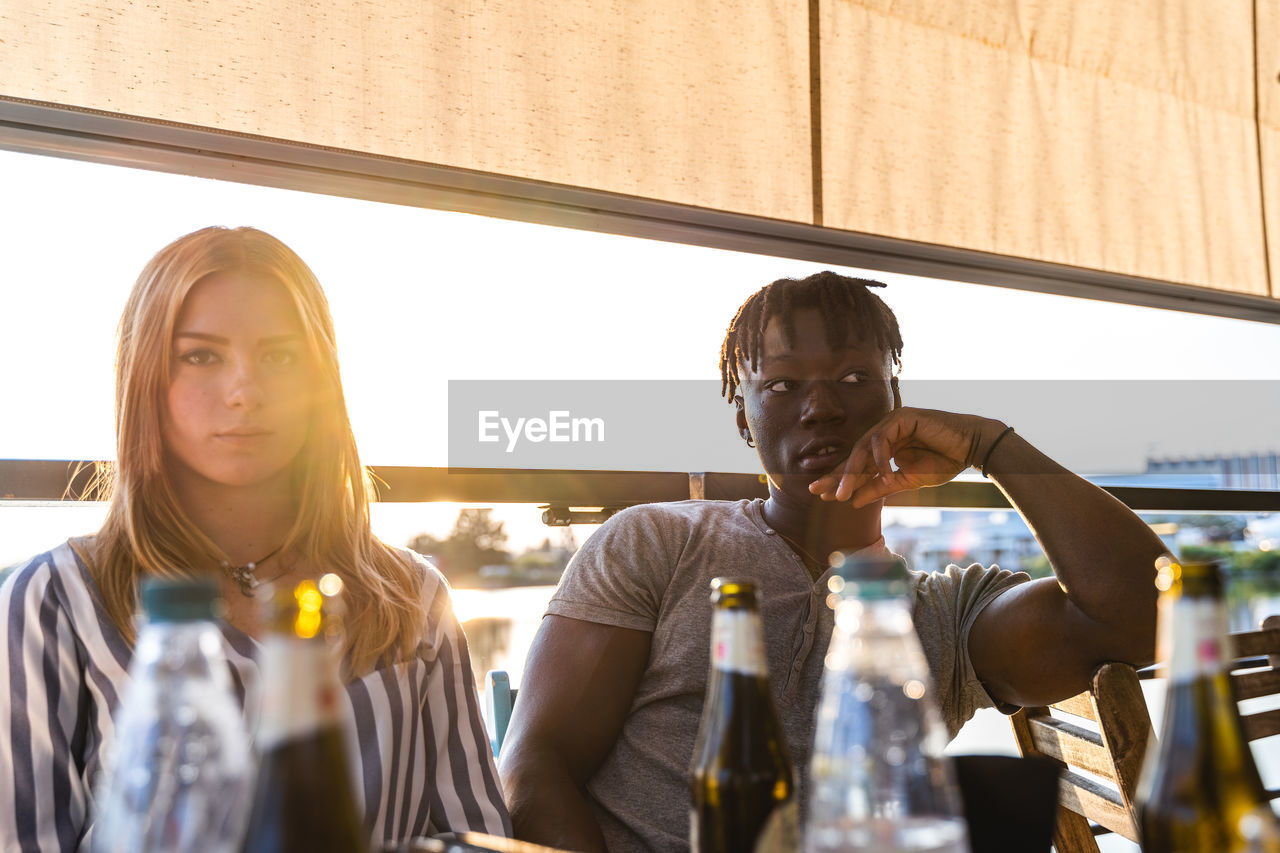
top-left (220, 545), bottom-right (287, 597)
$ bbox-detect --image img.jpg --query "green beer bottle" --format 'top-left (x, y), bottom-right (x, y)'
top-left (241, 578), bottom-right (367, 853)
top-left (1137, 559), bottom-right (1280, 852)
top-left (690, 578), bottom-right (796, 853)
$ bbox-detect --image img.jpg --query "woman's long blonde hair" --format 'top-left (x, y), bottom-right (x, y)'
top-left (90, 226), bottom-right (424, 674)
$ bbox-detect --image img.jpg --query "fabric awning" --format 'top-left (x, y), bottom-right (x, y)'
top-left (1, 0), bottom-right (1275, 306)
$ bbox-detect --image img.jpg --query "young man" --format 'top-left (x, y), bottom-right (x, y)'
top-left (500, 272), bottom-right (1164, 853)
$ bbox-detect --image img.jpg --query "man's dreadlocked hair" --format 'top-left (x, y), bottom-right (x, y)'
top-left (719, 271), bottom-right (904, 400)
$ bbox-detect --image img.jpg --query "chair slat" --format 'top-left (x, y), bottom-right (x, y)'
top-left (1057, 770), bottom-right (1139, 842)
top-left (1027, 716), bottom-right (1115, 780)
top-left (1233, 667), bottom-right (1280, 701)
top-left (1051, 692), bottom-right (1097, 721)
top-left (1231, 628), bottom-right (1280, 659)
top-left (1091, 662), bottom-right (1154, 814)
top-left (1241, 708), bottom-right (1280, 742)
top-left (1053, 805), bottom-right (1102, 853)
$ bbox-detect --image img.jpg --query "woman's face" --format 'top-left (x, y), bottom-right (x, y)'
top-left (161, 270), bottom-right (318, 492)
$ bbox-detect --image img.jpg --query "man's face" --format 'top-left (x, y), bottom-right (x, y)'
top-left (735, 308), bottom-right (898, 502)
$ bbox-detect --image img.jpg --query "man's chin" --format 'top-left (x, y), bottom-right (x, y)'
top-left (766, 471), bottom-right (826, 501)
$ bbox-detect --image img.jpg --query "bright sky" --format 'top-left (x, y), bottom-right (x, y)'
top-left (4, 147), bottom-right (1280, 567)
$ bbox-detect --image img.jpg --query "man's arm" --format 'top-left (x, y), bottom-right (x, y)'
top-left (966, 425), bottom-right (1162, 707)
top-left (810, 409), bottom-right (1165, 707)
top-left (500, 615), bottom-right (651, 852)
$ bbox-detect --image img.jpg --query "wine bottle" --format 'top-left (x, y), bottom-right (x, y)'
top-left (1137, 558), bottom-right (1280, 852)
top-left (241, 577), bottom-right (367, 853)
top-left (689, 578), bottom-right (796, 853)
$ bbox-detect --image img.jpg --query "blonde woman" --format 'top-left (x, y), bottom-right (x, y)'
top-left (0, 227), bottom-right (510, 850)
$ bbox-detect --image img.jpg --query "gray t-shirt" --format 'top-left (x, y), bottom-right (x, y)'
top-left (545, 499), bottom-right (1028, 853)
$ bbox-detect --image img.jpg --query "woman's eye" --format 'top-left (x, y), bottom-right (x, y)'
top-left (263, 349), bottom-right (298, 367)
top-left (178, 349), bottom-right (218, 366)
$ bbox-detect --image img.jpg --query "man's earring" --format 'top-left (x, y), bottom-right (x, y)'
top-left (743, 432), bottom-right (756, 448)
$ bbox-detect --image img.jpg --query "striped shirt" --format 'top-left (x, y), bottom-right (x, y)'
top-left (0, 540), bottom-right (511, 851)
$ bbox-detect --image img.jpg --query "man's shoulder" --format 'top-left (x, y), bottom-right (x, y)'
top-left (580, 499), bottom-right (765, 559)
top-left (608, 499), bottom-right (758, 529)
top-left (911, 562), bottom-right (1031, 618)
top-left (559, 500), bottom-right (765, 598)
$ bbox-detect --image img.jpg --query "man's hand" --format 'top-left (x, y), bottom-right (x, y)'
top-left (813, 406), bottom-right (1163, 705)
top-left (806, 407), bottom-right (1164, 707)
top-left (808, 408), bottom-right (1006, 507)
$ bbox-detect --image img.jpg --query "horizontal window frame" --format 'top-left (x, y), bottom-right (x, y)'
top-left (4, 459), bottom-right (1280, 513)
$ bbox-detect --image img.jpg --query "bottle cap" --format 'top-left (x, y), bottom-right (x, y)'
top-left (828, 554), bottom-right (911, 599)
top-left (263, 577), bottom-right (344, 639)
top-left (140, 576), bottom-right (221, 622)
top-left (1156, 556), bottom-right (1223, 598)
top-left (710, 577), bottom-right (758, 608)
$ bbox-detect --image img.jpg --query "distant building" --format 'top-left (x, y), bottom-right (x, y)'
top-left (1142, 453), bottom-right (1280, 491)
top-left (885, 511), bottom-right (1044, 575)
top-left (885, 452), bottom-right (1280, 576)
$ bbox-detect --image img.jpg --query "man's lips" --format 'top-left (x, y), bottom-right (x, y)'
top-left (796, 441), bottom-right (850, 472)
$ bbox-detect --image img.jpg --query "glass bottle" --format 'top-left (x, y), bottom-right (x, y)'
top-left (690, 577), bottom-right (797, 853)
top-left (91, 576), bottom-right (252, 853)
top-left (1137, 558), bottom-right (1280, 852)
top-left (240, 577), bottom-right (367, 853)
top-left (804, 555), bottom-right (969, 853)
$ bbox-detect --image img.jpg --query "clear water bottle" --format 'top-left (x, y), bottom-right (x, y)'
top-left (804, 555), bottom-right (969, 853)
top-left (91, 577), bottom-right (252, 853)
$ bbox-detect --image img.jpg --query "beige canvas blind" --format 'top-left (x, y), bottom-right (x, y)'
top-left (1259, 0), bottom-right (1280, 290)
top-left (1, 0), bottom-right (1275, 302)
top-left (821, 1), bottom-right (1268, 296)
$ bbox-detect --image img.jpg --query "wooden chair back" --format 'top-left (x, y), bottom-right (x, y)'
top-left (1011, 615), bottom-right (1280, 853)
top-left (1230, 615), bottom-right (1280, 744)
top-left (1010, 661), bottom-right (1152, 852)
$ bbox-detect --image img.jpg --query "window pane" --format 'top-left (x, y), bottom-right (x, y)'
top-left (4, 147), bottom-right (1280, 482)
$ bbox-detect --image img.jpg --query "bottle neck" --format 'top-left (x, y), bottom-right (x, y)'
top-left (1162, 593), bottom-right (1230, 683)
top-left (711, 607), bottom-right (767, 678)
top-left (133, 619), bottom-right (223, 670)
top-left (136, 617), bottom-right (218, 641)
top-left (833, 593), bottom-right (913, 636)
top-left (256, 634), bottom-right (343, 750)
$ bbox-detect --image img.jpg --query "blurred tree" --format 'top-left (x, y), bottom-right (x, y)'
top-left (1145, 515), bottom-right (1249, 543)
top-left (1166, 545), bottom-right (1280, 601)
top-left (1178, 543), bottom-right (1237, 563)
top-left (408, 508), bottom-right (511, 584)
top-left (1233, 549), bottom-right (1280, 575)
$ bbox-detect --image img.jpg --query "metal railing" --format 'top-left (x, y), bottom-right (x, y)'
top-left (5, 459), bottom-right (1280, 514)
